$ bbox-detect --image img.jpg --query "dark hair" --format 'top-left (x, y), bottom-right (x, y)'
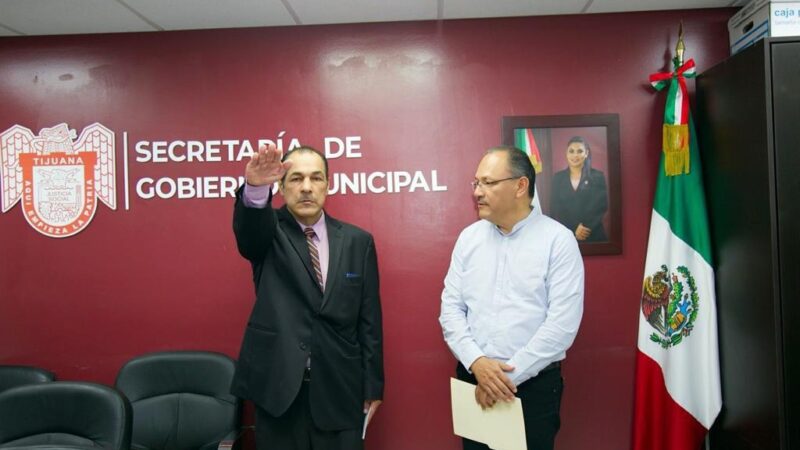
top-left (280, 146), bottom-right (329, 184)
top-left (566, 136), bottom-right (592, 186)
top-left (486, 145), bottom-right (536, 199)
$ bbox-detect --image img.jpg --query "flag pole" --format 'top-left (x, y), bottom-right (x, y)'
top-left (634, 21), bottom-right (722, 450)
top-left (677, 26), bottom-right (716, 450)
top-left (674, 23), bottom-right (715, 450)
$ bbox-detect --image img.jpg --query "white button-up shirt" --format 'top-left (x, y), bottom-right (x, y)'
top-left (439, 210), bottom-right (584, 385)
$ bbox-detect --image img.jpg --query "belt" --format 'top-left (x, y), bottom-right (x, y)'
top-left (540, 360), bottom-right (561, 374)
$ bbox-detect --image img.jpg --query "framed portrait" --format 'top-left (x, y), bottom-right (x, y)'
top-left (502, 114), bottom-right (621, 256)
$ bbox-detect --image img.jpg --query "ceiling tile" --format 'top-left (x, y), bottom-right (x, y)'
top-left (0, 0), bottom-right (156, 35)
top-left (443, 0), bottom-right (591, 19)
top-left (0, 0), bottom-right (740, 36)
top-left (288, 0), bottom-right (437, 25)
top-left (123, 0), bottom-right (296, 30)
top-left (0, 24), bottom-right (22, 36)
top-left (588, 0), bottom-right (734, 14)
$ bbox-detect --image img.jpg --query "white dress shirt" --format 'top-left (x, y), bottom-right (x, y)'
top-left (439, 209), bottom-right (584, 385)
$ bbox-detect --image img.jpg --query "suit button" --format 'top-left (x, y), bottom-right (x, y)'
top-left (299, 342), bottom-right (308, 351)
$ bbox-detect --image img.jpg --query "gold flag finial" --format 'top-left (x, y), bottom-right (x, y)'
top-left (660, 21), bottom-right (692, 176)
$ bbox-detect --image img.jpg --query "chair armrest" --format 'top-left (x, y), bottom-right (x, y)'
top-left (218, 426), bottom-right (255, 450)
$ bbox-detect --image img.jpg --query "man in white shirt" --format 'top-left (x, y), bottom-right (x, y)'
top-left (439, 146), bottom-right (584, 450)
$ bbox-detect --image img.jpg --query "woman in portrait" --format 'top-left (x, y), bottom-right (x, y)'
top-left (550, 136), bottom-right (608, 242)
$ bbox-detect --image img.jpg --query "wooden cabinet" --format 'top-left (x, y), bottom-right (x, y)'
top-left (696, 37), bottom-right (800, 450)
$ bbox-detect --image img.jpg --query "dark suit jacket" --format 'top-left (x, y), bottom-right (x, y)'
top-left (550, 168), bottom-right (608, 242)
top-left (230, 190), bottom-right (384, 431)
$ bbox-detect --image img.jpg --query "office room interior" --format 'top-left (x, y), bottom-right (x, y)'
top-left (2, 1), bottom-right (798, 449)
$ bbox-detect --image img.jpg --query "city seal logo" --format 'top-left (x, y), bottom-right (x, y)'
top-left (0, 123), bottom-right (116, 238)
top-left (641, 264), bottom-right (699, 348)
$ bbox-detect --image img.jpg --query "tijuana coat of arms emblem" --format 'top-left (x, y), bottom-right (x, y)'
top-left (0, 123), bottom-right (116, 238)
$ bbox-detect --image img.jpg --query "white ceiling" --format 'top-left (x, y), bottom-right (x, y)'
top-left (0, 0), bottom-right (745, 37)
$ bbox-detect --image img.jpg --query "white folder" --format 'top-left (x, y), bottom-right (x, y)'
top-left (450, 378), bottom-right (527, 450)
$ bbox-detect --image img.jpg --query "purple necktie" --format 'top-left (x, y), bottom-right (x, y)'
top-left (304, 227), bottom-right (324, 288)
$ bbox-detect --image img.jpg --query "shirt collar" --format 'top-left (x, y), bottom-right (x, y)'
top-left (494, 208), bottom-right (536, 237)
top-left (297, 211), bottom-right (327, 240)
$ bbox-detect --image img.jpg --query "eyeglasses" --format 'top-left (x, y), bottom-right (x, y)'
top-left (470, 177), bottom-right (520, 191)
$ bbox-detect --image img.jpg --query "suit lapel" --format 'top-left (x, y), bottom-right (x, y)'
top-left (323, 215), bottom-right (344, 310)
top-left (277, 207), bottom-right (323, 299)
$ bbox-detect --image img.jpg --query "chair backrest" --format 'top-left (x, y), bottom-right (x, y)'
top-left (0, 366), bottom-right (55, 394)
top-left (0, 381), bottom-right (132, 449)
top-left (115, 351), bottom-right (240, 450)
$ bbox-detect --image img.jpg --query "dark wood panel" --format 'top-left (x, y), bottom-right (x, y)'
top-left (772, 40), bottom-right (800, 450)
top-left (697, 38), bottom-right (782, 450)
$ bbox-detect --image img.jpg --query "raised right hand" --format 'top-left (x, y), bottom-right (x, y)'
top-left (245, 144), bottom-right (293, 186)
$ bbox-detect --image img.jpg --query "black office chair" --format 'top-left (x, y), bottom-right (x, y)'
top-left (0, 381), bottom-right (132, 449)
top-left (0, 365), bottom-right (55, 394)
top-left (115, 351), bottom-right (242, 450)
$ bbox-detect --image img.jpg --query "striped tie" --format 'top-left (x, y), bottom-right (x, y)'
top-left (304, 227), bottom-right (324, 289)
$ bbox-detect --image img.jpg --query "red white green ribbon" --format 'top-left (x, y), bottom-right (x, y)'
top-left (650, 59), bottom-right (696, 176)
top-left (649, 59), bottom-right (696, 126)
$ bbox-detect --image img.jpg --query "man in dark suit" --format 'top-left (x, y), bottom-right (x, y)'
top-left (231, 144), bottom-right (384, 450)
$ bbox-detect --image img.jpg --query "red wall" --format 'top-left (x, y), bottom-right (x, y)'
top-left (0, 9), bottom-right (733, 450)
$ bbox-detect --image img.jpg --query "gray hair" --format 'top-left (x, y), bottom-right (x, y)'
top-left (280, 146), bottom-right (329, 183)
top-left (486, 145), bottom-right (535, 199)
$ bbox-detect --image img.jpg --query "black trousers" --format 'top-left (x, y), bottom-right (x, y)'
top-left (255, 377), bottom-right (362, 450)
top-left (456, 363), bottom-right (563, 450)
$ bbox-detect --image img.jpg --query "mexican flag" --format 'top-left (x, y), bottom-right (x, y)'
top-left (632, 58), bottom-right (722, 450)
top-left (514, 128), bottom-right (543, 212)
